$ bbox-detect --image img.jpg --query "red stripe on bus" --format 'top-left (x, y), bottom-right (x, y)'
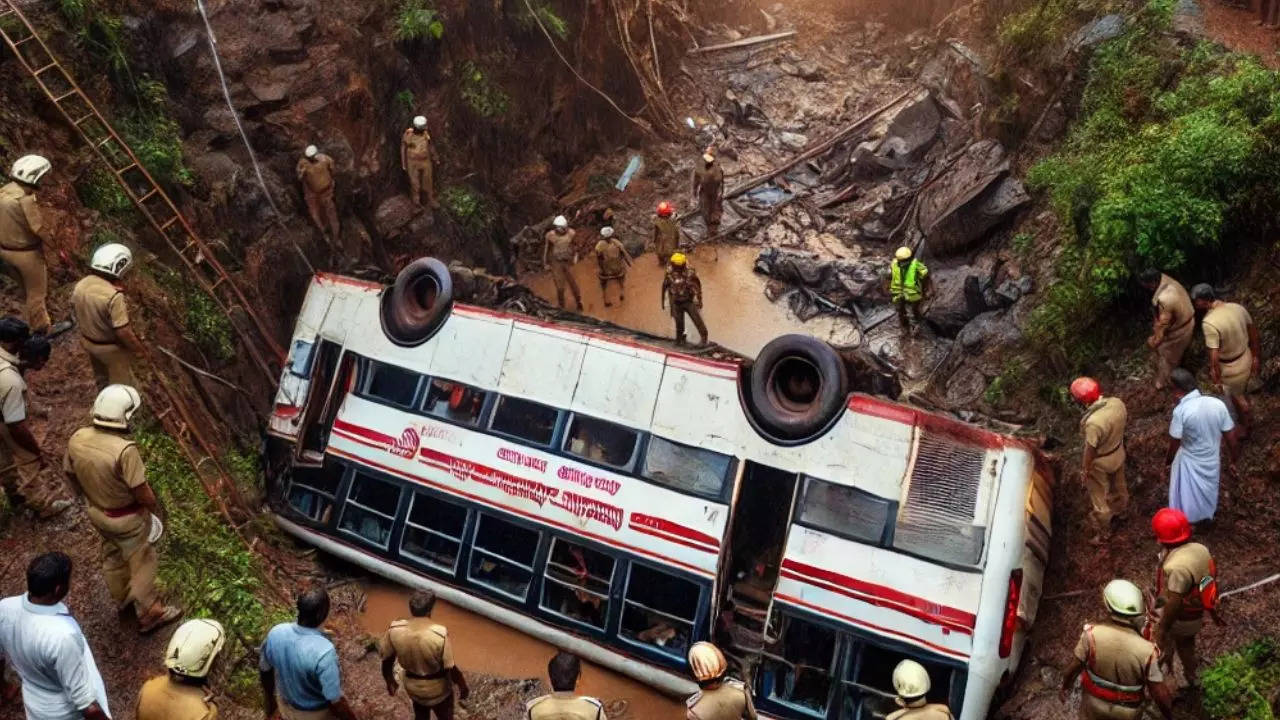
top-left (846, 395), bottom-right (1008, 449)
top-left (333, 419), bottom-right (395, 446)
top-left (629, 513), bottom-right (720, 549)
top-left (325, 447), bottom-right (716, 578)
top-left (274, 404), bottom-right (302, 419)
top-left (316, 272), bottom-right (383, 291)
top-left (780, 559), bottom-right (976, 632)
top-left (774, 593), bottom-right (971, 661)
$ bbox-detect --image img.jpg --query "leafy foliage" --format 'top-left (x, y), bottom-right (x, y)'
top-left (152, 266), bottom-right (237, 364)
top-left (395, 89), bottom-right (416, 114)
top-left (76, 168), bottom-right (133, 218)
top-left (1202, 639), bottom-right (1280, 720)
top-left (510, 1), bottom-right (570, 40)
top-left (441, 184), bottom-right (499, 236)
top-left (394, 0), bottom-right (444, 44)
top-left (458, 61), bottom-right (511, 118)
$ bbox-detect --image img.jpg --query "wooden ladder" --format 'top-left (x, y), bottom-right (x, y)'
top-left (0, 0), bottom-right (285, 384)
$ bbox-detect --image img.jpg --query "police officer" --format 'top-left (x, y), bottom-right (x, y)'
top-left (64, 385), bottom-right (182, 634)
top-left (653, 201), bottom-right (679, 266)
top-left (1059, 580), bottom-right (1173, 720)
top-left (71, 243), bottom-right (146, 389)
top-left (1138, 269), bottom-right (1193, 391)
top-left (890, 246), bottom-right (929, 334)
top-left (1071, 377), bottom-right (1128, 545)
top-left (380, 589), bottom-right (470, 720)
top-left (402, 115), bottom-right (436, 208)
top-left (661, 253), bottom-right (707, 346)
top-left (543, 215), bottom-right (582, 311)
top-left (692, 149), bottom-right (724, 238)
top-left (886, 660), bottom-right (951, 720)
top-left (685, 642), bottom-right (756, 720)
top-left (594, 226), bottom-right (631, 307)
top-left (1191, 284), bottom-right (1260, 438)
top-left (136, 619), bottom-right (225, 720)
top-left (297, 144), bottom-right (340, 243)
top-left (1150, 507), bottom-right (1219, 690)
top-left (0, 317), bottom-right (69, 518)
top-left (526, 651), bottom-right (606, 720)
top-left (0, 155), bottom-right (55, 334)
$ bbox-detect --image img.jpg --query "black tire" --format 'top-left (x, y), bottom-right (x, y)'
top-left (380, 257), bottom-right (454, 347)
top-left (745, 334), bottom-right (849, 443)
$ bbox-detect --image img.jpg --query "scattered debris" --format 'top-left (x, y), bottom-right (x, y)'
top-left (688, 30), bottom-right (798, 55)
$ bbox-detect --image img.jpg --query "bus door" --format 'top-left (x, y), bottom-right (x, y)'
top-left (720, 462), bottom-right (800, 652)
top-left (296, 340), bottom-right (351, 464)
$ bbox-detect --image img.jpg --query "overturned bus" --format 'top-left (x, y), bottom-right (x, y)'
top-left (264, 258), bottom-right (1053, 719)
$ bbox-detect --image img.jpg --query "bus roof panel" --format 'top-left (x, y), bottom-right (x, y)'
top-left (571, 343), bottom-right (665, 429)
top-left (650, 363), bottom-right (751, 457)
top-left (498, 323), bottom-right (588, 408)
top-left (429, 310), bottom-right (513, 388)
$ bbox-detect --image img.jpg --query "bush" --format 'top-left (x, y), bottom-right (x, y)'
top-left (1202, 638), bottom-right (1280, 720)
top-left (394, 0), bottom-right (444, 44)
top-left (152, 266), bottom-right (237, 364)
top-left (510, 1), bottom-right (570, 40)
top-left (77, 168), bottom-right (133, 218)
top-left (458, 61), bottom-right (510, 119)
top-left (440, 184), bottom-right (499, 236)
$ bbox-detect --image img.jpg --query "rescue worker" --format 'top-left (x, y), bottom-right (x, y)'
top-left (379, 589), bottom-right (470, 720)
top-left (526, 651), bottom-right (606, 720)
top-left (890, 246), bottom-right (929, 334)
top-left (71, 242), bottom-right (146, 389)
top-left (297, 144), bottom-right (341, 243)
top-left (543, 215), bottom-right (582, 311)
top-left (261, 588), bottom-right (360, 720)
top-left (402, 115), bottom-right (436, 208)
top-left (886, 660), bottom-right (951, 720)
top-left (662, 253), bottom-right (708, 346)
top-left (1058, 579), bottom-right (1173, 720)
top-left (653, 201), bottom-right (680, 266)
top-left (0, 155), bottom-right (55, 334)
top-left (1139, 269), bottom-right (1194, 390)
top-left (64, 384), bottom-right (183, 634)
top-left (1150, 507), bottom-right (1220, 690)
top-left (136, 618), bottom-right (225, 720)
top-left (0, 316), bottom-right (70, 518)
top-left (685, 641), bottom-right (756, 720)
top-left (594, 226), bottom-right (631, 307)
top-left (1191, 284), bottom-right (1260, 438)
top-left (692, 149), bottom-right (724, 237)
top-left (1071, 377), bottom-right (1128, 545)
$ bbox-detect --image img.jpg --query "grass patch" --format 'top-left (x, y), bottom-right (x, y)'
top-left (1202, 638), bottom-right (1280, 720)
top-left (152, 266), bottom-right (237, 364)
top-left (984, 360), bottom-right (1027, 406)
top-left (393, 0), bottom-right (444, 44)
top-left (395, 89), bottom-right (416, 115)
top-left (510, 0), bottom-right (569, 40)
top-left (77, 168), bottom-right (133, 218)
top-left (440, 184), bottom-right (499, 236)
top-left (458, 61), bottom-right (510, 119)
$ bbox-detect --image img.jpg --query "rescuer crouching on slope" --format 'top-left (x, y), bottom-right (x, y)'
top-left (135, 619), bottom-right (225, 720)
top-left (526, 651), bottom-right (607, 720)
top-left (685, 642), bottom-right (757, 720)
top-left (1059, 579), bottom-right (1173, 720)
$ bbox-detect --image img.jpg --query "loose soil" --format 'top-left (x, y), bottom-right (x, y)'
top-left (1202, 0), bottom-right (1280, 67)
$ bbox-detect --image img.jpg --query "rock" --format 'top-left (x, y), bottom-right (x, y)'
top-left (917, 140), bottom-right (1029, 256)
top-left (923, 265), bottom-right (983, 337)
top-left (339, 218), bottom-right (373, 264)
top-left (779, 131), bottom-right (809, 151)
top-left (957, 310), bottom-right (1023, 352)
top-left (793, 61), bottom-right (825, 82)
top-left (1171, 0), bottom-right (1205, 39)
top-left (188, 152), bottom-right (240, 190)
top-left (168, 28), bottom-right (202, 59)
top-left (1069, 14), bottom-right (1126, 50)
top-left (375, 195), bottom-right (418, 238)
top-left (880, 91), bottom-right (940, 161)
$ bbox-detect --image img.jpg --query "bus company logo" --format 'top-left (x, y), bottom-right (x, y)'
top-left (496, 447), bottom-right (548, 473)
top-left (388, 428), bottom-right (420, 459)
top-left (557, 466), bottom-right (622, 496)
top-left (551, 491), bottom-right (624, 531)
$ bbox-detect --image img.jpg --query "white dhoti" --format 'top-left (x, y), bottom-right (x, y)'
top-left (1170, 448), bottom-right (1220, 524)
top-left (1168, 390), bottom-right (1234, 525)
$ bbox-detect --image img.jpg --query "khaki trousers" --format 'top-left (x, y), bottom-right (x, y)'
top-left (86, 505), bottom-right (159, 613)
top-left (1221, 351), bottom-right (1251, 397)
top-left (1153, 321), bottom-right (1193, 388)
top-left (1080, 694), bottom-right (1144, 720)
top-left (0, 424), bottom-right (55, 508)
top-left (81, 338), bottom-right (134, 389)
top-left (598, 274), bottom-right (625, 304)
top-left (672, 301), bottom-right (708, 344)
top-left (1087, 452), bottom-right (1128, 536)
top-left (0, 246), bottom-right (50, 333)
top-left (407, 159), bottom-right (434, 206)
top-left (550, 261), bottom-right (581, 308)
top-left (278, 696), bottom-right (336, 720)
top-left (700, 192), bottom-right (723, 231)
top-left (304, 186), bottom-right (340, 240)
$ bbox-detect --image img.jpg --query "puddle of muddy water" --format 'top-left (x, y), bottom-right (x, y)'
top-left (525, 244), bottom-right (859, 358)
top-left (360, 584), bottom-right (684, 719)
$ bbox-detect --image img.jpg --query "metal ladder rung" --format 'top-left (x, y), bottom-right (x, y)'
top-left (137, 189), bottom-right (158, 203)
top-left (52, 90), bottom-right (77, 103)
top-left (115, 163), bottom-right (137, 176)
top-left (13, 35), bottom-right (35, 47)
top-left (95, 136), bottom-right (115, 149)
top-left (73, 113), bottom-right (94, 126)
top-left (0, 8), bottom-right (15, 18)
top-left (33, 62), bottom-right (57, 75)
top-left (209, 276), bottom-right (227, 291)
top-left (159, 216), bottom-right (180, 231)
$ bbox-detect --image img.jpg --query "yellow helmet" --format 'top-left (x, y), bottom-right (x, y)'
top-left (892, 659), bottom-right (930, 700)
top-left (687, 641), bottom-right (727, 683)
top-left (669, 252), bottom-right (687, 267)
top-left (895, 246), bottom-right (913, 261)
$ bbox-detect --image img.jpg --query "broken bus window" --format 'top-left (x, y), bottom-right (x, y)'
top-left (759, 612), bottom-right (838, 716)
top-left (540, 538), bottom-right (616, 630)
top-left (619, 563), bottom-right (700, 658)
top-left (361, 360), bottom-right (423, 408)
top-left (338, 472), bottom-right (403, 549)
top-left (564, 414), bottom-right (639, 468)
top-left (401, 490), bottom-right (470, 573)
top-left (490, 395), bottom-right (559, 447)
top-left (422, 378), bottom-right (487, 426)
top-left (796, 477), bottom-right (892, 545)
top-left (469, 513), bottom-right (542, 601)
top-left (640, 436), bottom-right (732, 499)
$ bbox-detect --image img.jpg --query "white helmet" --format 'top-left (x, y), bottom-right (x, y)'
top-left (304, 145), bottom-right (319, 159)
top-left (11, 155), bottom-right (51, 186)
top-left (92, 384), bottom-right (142, 430)
top-left (600, 226), bottom-right (614, 238)
top-left (553, 215), bottom-right (568, 229)
top-left (1103, 579), bottom-right (1145, 618)
top-left (413, 115), bottom-right (427, 130)
top-left (892, 660), bottom-right (931, 700)
top-left (164, 619), bottom-right (225, 679)
top-left (90, 243), bottom-right (133, 278)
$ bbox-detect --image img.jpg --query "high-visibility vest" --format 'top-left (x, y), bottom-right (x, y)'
top-left (1079, 624), bottom-right (1148, 706)
top-left (891, 259), bottom-right (926, 302)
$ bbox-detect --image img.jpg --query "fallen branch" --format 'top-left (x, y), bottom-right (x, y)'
top-left (156, 345), bottom-right (250, 397)
top-left (688, 30), bottom-right (797, 54)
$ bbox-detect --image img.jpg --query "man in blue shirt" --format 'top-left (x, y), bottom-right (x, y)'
top-left (260, 588), bottom-right (359, 720)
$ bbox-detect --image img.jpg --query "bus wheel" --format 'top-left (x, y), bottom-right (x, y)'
top-left (746, 334), bottom-right (849, 443)
top-left (380, 257), bottom-right (454, 346)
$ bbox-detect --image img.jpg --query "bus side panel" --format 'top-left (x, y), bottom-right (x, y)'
top-left (571, 341), bottom-right (666, 430)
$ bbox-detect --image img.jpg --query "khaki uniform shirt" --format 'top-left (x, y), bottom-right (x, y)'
top-left (0, 182), bottom-right (46, 251)
top-left (1152, 275), bottom-right (1193, 333)
top-left (71, 275), bottom-right (130, 345)
top-left (1160, 542), bottom-right (1213, 612)
top-left (136, 675), bottom-right (218, 720)
top-left (546, 229), bottom-right (576, 263)
top-left (1081, 396), bottom-right (1126, 467)
top-left (887, 702), bottom-right (954, 720)
top-left (693, 165), bottom-right (724, 200)
top-left (653, 217), bottom-right (679, 255)
top-left (63, 426), bottom-right (146, 511)
top-left (379, 618), bottom-right (454, 706)
top-left (1072, 621), bottom-right (1163, 691)
top-left (527, 691), bottom-right (606, 720)
top-left (664, 267), bottom-right (702, 305)
top-left (686, 679), bottom-right (757, 720)
top-left (0, 349), bottom-right (27, 424)
top-left (297, 155), bottom-right (336, 194)
top-left (403, 129), bottom-right (432, 163)
top-left (1202, 302), bottom-right (1252, 361)
top-left (594, 238), bottom-right (629, 278)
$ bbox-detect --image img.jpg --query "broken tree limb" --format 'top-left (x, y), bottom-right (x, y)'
top-left (688, 30), bottom-right (797, 54)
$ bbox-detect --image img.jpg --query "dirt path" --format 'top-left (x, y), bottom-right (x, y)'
top-left (1202, 0), bottom-right (1280, 66)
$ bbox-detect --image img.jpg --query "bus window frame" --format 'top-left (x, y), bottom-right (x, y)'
top-left (336, 469), bottom-right (408, 552)
top-left (791, 476), bottom-right (897, 548)
top-left (536, 535), bottom-right (618, 634)
top-left (487, 394), bottom-right (565, 450)
top-left (637, 434), bottom-right (736, 504)
top-left (756, 608), bottom-right (844, 719)
top-left (400, 488), bottom-right (473, 576)
top-left (561, 411), bottom-right (642, 474)
top-left (615, 559), bottom-right (707, 663)
top-left (466, 511), bottom-right (547, 604)
top-left (285, 461), bottom-right (346, 526)
top-left (419, 377), bottom-right (493, 430)
top-left (357, 357), bottom-right (426, 411)
top-left (287, 338), bottom-right (317, 379)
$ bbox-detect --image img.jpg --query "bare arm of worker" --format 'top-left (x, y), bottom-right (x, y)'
top-left (1164, 436), bottom-right (1181, 466)
top-left (1208, 348), bottom-right (1222, 386)
top-left (1224, 427), bottom-right (1240, 477)
top-left (1153, 589), bottom-right (1185, 651)
top-left (661, 276), bottom-right (670, 310)
top-left (117, 325), bottom-right (146, 358)
top-left (260, 669), bottom-right (278, 719)
top-left (450, 666), bottom-right (470, 700)
top-left (131, 481), bottom-right (159, 516)
top-left (329, 696), bottom-right (359, 720)
top-left (1079, 443), bottom-right (1096, 485)
top-left (1148, 679), bottom-right (1174, 720)
top-left (380, 656), bottom-right (397, 696)
top-left (6, 419), bottom-right (45, 467)
top-left (1058, 658), bottom-right (1084, 703)
top-left (0, 658), bottom-right (17, 701)
top-left (1149, 308), bottom-right (1172, 348)
top-left (400, 138), bottom-right (408, 172)
top-left (1248, 321), bottom-right (1261, 375)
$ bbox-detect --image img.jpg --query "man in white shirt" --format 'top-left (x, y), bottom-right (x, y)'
top-left (0, 552), bottom-right (110, 720)
top-left (1165, 368), bottom-right (1238, 524)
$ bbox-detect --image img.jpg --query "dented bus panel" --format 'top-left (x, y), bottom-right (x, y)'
top-left (266, 271), bottom-right (1053, 716)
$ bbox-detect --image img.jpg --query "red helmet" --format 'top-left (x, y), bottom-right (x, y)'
top-left (1152, 508), bottom-right (1192, 544)
top-left (1069, 377), bottom-right (1101, 405)
top-left (657, 201), bottom-right (673, 218)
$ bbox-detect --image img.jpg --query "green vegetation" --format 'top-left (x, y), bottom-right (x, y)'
top-left (395, 89), bottom-right (416, 115)
top-left (76, 168), bottom-right (133, 217)
top-left (57, 0), bottom-right (131, 82)
top-left (1010, 232), bottom-right (1035, 257)
top-left (394, 0), bottom-right (444, 44)
top-left (441, 184), bottom-right (500, 236)
top-left (984, 361), bottom-right (1027, 406)
top-left (458, 61), bottom-right (511, 118)
top-left (511, 1), bottom-right (569, 40)
top-left (152, 266), bottom-right (237, 364)
top-left (1024, 0), bottom-right (1280, 363)
top-left (1202, 638), bottom-right (1280, 720)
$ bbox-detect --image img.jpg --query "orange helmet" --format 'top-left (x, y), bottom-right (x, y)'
top-left (1069, 377), bottom-right (1101, 406)
top-left (1152, 508), bottom-right (1192, 545)
top-left (687, 642), bottom-right (727, 683)
top-left (657, 201), bottom-right (673, 218)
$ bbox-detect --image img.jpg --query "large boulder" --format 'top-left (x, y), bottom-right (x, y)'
top-left (917, 140), bottom-right (1029, 256)
top-left (957, 309), bottom-right (1023, 353)
top-left (923, 265), bottom-right (984, 336)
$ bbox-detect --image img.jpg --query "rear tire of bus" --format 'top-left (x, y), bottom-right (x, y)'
top-left (381, 257), bottom-right (454, 346)
top-left (745, 334), bottom-right (849, 443)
